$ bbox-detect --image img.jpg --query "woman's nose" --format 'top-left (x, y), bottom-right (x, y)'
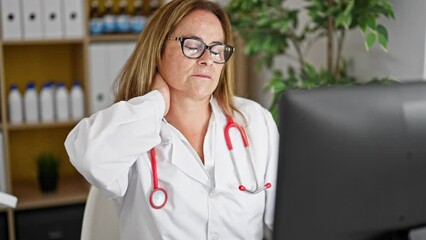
top-left (196, 50), bottom-right (214, 66)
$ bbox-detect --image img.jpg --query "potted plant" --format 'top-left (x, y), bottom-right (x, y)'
top-left (37, 152), bottom-right (60, 193)
top-left (227, 0), bottom-right (396, 120)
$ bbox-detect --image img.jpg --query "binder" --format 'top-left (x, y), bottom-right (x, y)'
top-left (41, 0), bottom-right (63, 39)
top-left (105, 43), bottom-right (124, 106)
top-left (62, 0), bottom-right (84, 38)
top-left (21, 0), bottom-right (43, 39)
top-left (88, 42), bottom-right (136, 114)
top-left (105, 42), bottom-right (135, 106)
top-left (88, 43), bottom-right (109, 114)
top-left (1, 0), bottom-right (23, 40)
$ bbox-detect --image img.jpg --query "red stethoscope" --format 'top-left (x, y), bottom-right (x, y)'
top-left (148, 117), bottom-right (271, 209)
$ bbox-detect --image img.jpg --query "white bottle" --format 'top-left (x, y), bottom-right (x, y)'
top-left (70, 81), bottom-right (85, 120)
top-left (55, 82), bottom-right (70, 121)
top-left (48, 81), bottom-right (56, 114)
top-left (8, 85), bottom-right (23, 124)
top-left (23, 82), bottom-right (39, 123)
top-left (40, 83), bottom-right (54, 123)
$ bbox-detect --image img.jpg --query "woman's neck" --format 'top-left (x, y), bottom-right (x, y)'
top-left (165, 93), bottom-right (211, 126)
top-left (165, 93), bottom-right (212, 163)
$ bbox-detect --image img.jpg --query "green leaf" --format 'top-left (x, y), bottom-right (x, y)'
top-left (256, 17), bottom-right (271, 27)
top-left (366, 15), bottom-right (377, 30)
top-left (335, 0), bottom-right (354, 29)
top-left (279, 21), bottom-right (291, 34)
top-left (365, 32), bottom-right (376, 50)
top-left (383, 2), bottom-right (396, 19)
top-left (343, 0), bottom-right (354, 16)
top-left (377, 24), bottom-right (388, 50)
top-left (267, 78), bottom-right (285, 94)
top-left (359, 19), bottom-right (368, 34)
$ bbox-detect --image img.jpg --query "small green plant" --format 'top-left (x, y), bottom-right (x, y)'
top-left (37, 152), bottom-right (60, 192)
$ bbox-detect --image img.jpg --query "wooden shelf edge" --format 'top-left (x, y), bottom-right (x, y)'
top-left (2, 38), bottom-right (85, 46)
top-left (89, 34), bottom-right (139, 42)
top-left (12, 175), bottom-right (90, 210)
top-left (8, 121), bottom-right (79, 131)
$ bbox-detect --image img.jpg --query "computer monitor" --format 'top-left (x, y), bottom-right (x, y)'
top-left (273, 82), bottom-right (426, 240)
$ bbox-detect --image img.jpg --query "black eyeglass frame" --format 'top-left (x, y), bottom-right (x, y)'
top-left (167, 36), bottom-right (235, 64)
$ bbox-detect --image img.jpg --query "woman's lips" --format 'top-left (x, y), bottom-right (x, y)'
top-left (192, 74), bottom-right (211, 79)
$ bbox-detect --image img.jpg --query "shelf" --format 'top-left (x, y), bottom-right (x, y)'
top-left (8, 121), bottom-right (79, 131)
top-left (13, 175), bottom-right (90, 210)
top-left (89, 34), bottom-right (139, 42)
top-left (2, 38), bottom-right (85, 46)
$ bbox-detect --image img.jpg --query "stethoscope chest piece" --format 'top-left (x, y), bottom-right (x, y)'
top-left (150, 188), bottom-right (168, 209)
top-left (149, 149), bottom-right (168, 209)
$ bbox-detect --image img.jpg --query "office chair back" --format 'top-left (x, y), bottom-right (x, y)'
top-left (81, 186), bottom-right (120, 240)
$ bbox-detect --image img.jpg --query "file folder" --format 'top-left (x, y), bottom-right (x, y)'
top-left (21, 0), bottom-right (43, 39)
top-left (1, 0), bottom-right (23, 40)
top-left (88, 42), bottom-right (136, 114)
top-left (89, 44), bottom-right (109, 114)
top-left (62, 0), bottom-right (84, 38)
top-left (42, 0), bottom-right (64, 39)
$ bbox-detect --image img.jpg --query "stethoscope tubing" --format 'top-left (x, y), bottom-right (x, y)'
top-left (149, 149), bottom-right (168, 209)
top-left (224, 117), bottom-right (271, 194)
top-left (148, 116), bottom-right (271, 209)
top-left (150, 149), bottom-right (159, 189)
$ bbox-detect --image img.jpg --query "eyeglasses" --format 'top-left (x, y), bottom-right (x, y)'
top-left (167, 36), bottom-right (235, 64)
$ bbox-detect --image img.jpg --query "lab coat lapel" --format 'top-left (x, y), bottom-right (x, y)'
top-left (170, 132), bottom-right (212, 189)
top-left (210, 99), bottom-right (231, 190)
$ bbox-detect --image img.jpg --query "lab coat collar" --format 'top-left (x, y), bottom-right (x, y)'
top-left (169, 132), bottom-right (213, 189)
top-left (165, 96), bottom-right (224, 190)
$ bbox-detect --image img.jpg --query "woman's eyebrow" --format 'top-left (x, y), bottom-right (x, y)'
top-left (185, 35), bottom-right (224, 44)
top-left (211, 40), bottom-right (224, 44)
top-left (187, 35), bottom-right (202, 40)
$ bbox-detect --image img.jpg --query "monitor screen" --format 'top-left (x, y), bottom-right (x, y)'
top-left (273, 82), bottom-right (426, 240)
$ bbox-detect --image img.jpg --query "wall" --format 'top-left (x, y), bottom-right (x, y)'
top-left (344, 0), bottom-right (426, 82)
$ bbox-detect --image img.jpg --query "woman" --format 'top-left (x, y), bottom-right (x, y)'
top-left (65, 0), bottom-right (279, 239)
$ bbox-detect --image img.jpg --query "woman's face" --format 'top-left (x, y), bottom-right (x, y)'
top-left (161, 10), bottom-right (225, 100)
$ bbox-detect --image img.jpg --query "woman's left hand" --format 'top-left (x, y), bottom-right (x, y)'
top-left (152, 72), bottom-right (170, 116)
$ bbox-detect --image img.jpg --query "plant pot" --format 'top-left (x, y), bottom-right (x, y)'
top-left (38, 173), bottom-right (58, 193)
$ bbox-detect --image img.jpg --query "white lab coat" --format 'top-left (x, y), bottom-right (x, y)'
top-left (65, 90), bottom-right (279, 240)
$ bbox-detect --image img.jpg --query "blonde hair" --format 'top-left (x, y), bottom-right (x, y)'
top-left (114, 0), bottom-right (241, 119)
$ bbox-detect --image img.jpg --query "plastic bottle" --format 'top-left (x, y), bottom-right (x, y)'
top-left (149, 0), bottom-right (159, 17)
top-left (90, 0), bottom-right (104, 35)
top-left (55, 82), bottom-right (70, 121)
top-left (40, 83), bottom-right (55, 123)
top-left (47, 80), bottom-right (56, 105)
top-left (70, 81), bottom-right (85, 121)
top-left (103, 0), bottom-right (116, 33)
top-left (116, 0), bottom-right (130, 33)
top-left (8, 85), bottom-right (23, 124)
top-left (23, 82), bottom-right (39, 123)
top-left (130, 0), bottom-right (147, 33)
